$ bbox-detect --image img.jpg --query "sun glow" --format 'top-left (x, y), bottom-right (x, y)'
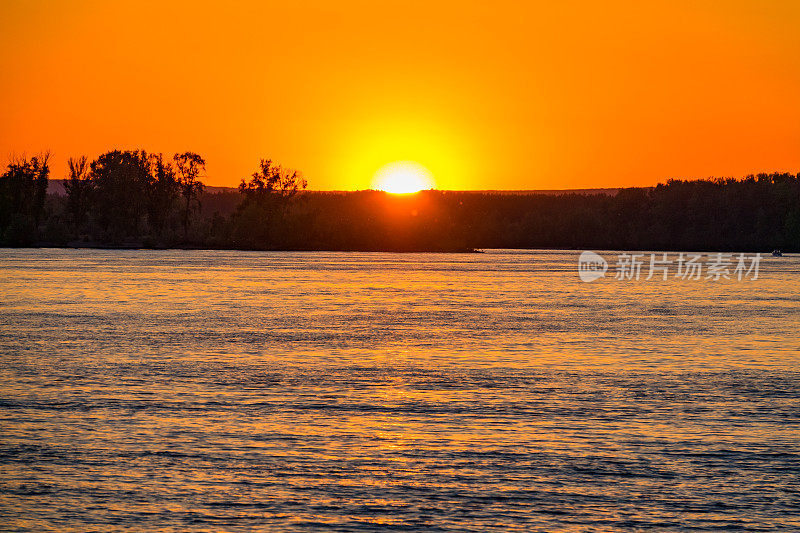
top-left (372, 161), bottom-right (435, 194)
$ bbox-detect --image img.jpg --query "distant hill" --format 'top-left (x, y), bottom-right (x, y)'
top-left (47, 179), bottom-right (618, 197)
top-left (456, 188), bottom-right (620, 196)
top-left (47, 179), bottom-right (238, 196)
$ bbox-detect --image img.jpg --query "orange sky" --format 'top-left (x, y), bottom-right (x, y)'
top-left (1, 0), bottom-right (799, 190)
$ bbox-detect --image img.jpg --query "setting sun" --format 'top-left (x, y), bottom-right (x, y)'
top-left (372, 161), bottom-right (435, 194)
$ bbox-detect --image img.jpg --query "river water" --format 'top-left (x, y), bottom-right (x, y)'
top-left (1, 249), bottom-right (799, 531)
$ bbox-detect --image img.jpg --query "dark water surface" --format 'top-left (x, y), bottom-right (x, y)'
top-left (1, 249), bottom-right (799, 531)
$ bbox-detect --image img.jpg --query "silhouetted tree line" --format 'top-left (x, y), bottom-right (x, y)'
top-left (1, 152), bottom-right (799, 252)
top-left (0, 154), bottom-right (50, 246)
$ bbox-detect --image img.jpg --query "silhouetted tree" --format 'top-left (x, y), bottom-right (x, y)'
top-left (147, 154), bottom-right (179, 237)
top-left (239, 159), bottom-right (307, 201)
top-left (64, 156), bottom-right (93, 233)
top-left (233, 159), bottom-right (307, 247)
top-left (89, 150), bottom-right (151, 241)
top-left (173, 152), bottom-right (206, 238)
top-left (0, 153), bottom-right (50, 245)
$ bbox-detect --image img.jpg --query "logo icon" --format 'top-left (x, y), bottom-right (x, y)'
top-left (578, 251), bottom-right (608, 282)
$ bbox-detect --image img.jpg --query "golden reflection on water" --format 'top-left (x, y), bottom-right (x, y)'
top-left (1, 249), bottom-right (799, 530)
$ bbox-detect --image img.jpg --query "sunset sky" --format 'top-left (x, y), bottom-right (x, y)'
top-left (1, 0), bottom-right (799, 190)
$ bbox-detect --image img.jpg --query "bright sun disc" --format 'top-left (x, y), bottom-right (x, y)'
top-left (372, 161), bottom-right (435, 194)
